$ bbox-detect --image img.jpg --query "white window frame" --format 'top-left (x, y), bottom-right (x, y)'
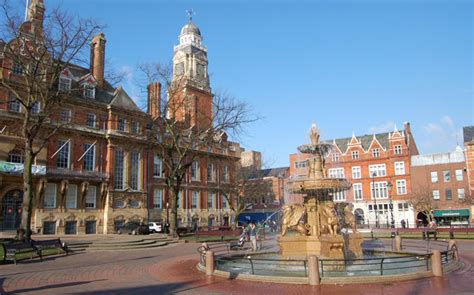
top-left (457, 188), bottom-right (465, 199)
top-left (83, 85), bottom-right (95, 99)
top-left (369, 164), bottom-right (386, 177)
top-left (118, 118), bottom-right (126, 132)
top-left (153, 189), bottom-right (163, 209)
top-left (443, 170), bottom-right (451, 182)
top-left (394, 145), bottom-right (403, 155)
top-left (83, 143), bottom-right (96, 172)
top-left (191, 161), bottom-right (200, 181)
top-left (59, 76), bottom-right (72, 91)
top-left (370, 181), bottom-right (388, 199)
top-left (432, 190), bottom-right (440, 200)
top-left (395, 161), bottom-right (405, 175)
top-left (351, 150), bottom-right (359, 160)
top-left (222, 194), bottom-right (229, 209)
top-left (207, 163), bottom-right (216, 183)
top-left (66, 184), bottom-right (77, 209)
top-left (131, 121), bottom-right (140, 134)
top-left (60, 109), bottom-right (72, 123)
top-left (44, 183), bottom-right (57, 209)
top-left (353, 183), bottom-right (363, 200)
top-left (328, 168), bottom-right (344, 178)
top-left (31, 101), bottom-right (41, 114)
top-left (114, 149), bottom-right (125, 190)
top-left (396, 179), bottom-right (407, 195)
top-left (352, 166), bottom-right (361, 179)
top-left (295, 161), bottom-right (308, 168)
top-left (86, 113), bottom-right (96, 128)
top-left (8, 97), bottom-right (22, 113)
top-left (372, 148), bottom-right (380, 158)
top-left (191, 191), bottom-right (199, 209)
top-left (332, 153), bottom-right (339, 162)
top-left (223, 165), bottom-right (230, 183)
top-left (153, 156), bottom-right (163, 178)
top-left (177, 191), bottom-right (183, 209)
top-left (332, 191), bottom-right (346, 201)
top-left (431, 171), bottom-right (438, 183)
top-left (130, 151), bottom-right (141, 191)
top-left (56, 139), bottom-right (71, 169)
top-left (208, 192), bottom-right (216, 209)
top-left (455, 169), bottom-right (463, 181)
top-left (85, 186), bottom-right (96, 209)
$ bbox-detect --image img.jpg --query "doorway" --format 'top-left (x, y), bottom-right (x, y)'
top-left (1, 190), bottom-right (23, 230)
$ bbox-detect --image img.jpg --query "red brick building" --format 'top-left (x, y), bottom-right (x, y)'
top-left (289, 122), bottom-right (419, 227)
top-left (410, 147), bottom-right (471, 226)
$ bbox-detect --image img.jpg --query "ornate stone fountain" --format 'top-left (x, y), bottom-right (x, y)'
top-left (279, 124), bottom-right (363, 259)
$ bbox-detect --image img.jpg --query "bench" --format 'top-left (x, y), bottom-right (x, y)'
top-left (3, 241), bottom-right (40, 265)
top-left (32, 238), bottom-right (69, 259)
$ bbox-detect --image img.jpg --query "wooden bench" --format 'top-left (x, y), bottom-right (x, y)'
top-left (31, 238), bottom-right (69, 259)
top-left (3, 241), bottom-right (40, 265)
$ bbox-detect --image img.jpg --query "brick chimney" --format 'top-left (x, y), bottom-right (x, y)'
top-left (90, 32), bottom-right (106, 88)
top-left (28, 0), bottom-right (45, 35)
top-left (147, 82), bottom-right (161, 119)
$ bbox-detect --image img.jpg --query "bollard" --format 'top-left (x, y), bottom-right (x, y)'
top-left (431, 250), bottom-right (443, 277)
top-left (394, 235), bottom-right (402, 252)
top-left (308, 255), bottom-right (320, 285)
top-left (205, 250), bottom-right (215, 275)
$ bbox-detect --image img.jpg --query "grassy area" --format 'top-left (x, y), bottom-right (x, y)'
top-left (362, 232), bottom-right (474, 240)
top-left (0, 244), bottom-right (66, 263)
top-left (180, 235), bottom-right (239, 243)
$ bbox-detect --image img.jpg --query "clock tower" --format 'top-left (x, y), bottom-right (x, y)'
top-left (171, 12), bottom-right (213, 130)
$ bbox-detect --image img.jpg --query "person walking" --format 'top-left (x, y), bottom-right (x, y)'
top-left (249, 222), bottom-right (258, 251)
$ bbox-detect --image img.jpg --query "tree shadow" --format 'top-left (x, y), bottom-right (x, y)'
top-left (7, 279), bottom-right (107, 294)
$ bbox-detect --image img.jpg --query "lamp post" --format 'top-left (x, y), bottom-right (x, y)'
top-left (387, 182), bottom-right (394, 229)
top-left (372, 172), bottom-right (379, 228)
top-left (166, 201), bottom-right (170, 234)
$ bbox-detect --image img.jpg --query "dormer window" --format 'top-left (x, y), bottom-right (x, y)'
top-left (351, 151), bottom-right (359, 160)
top-left (131, 121), bottom-right (140, 134)
top-left (59, 76), bottom-right (72, 91)
top-left (118, 118), bottom-right (126, 132)
top-left (372, 148), bottom-right (380, 158)
top-left (83, 86), bottom-right (95, 99)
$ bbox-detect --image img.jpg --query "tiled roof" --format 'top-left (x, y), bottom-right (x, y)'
top-left (260, 167), bottom-right (289, 178)
top-left (463, 126), bottom-right (474, 143)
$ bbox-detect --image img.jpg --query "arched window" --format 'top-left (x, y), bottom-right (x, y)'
top-left (8, 149), bottom-right (24, 163)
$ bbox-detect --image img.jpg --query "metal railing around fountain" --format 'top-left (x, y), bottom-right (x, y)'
top-left (215, 255), bottom-right (308, 277)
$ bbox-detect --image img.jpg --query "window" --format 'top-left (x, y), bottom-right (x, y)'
top-left (332, 153), bottom-right (339, 162)
top-left (395, 162), bottom-right (405, 175)
top-left (83, 143), bottom-right (96, 171)
top-left (223, 165), bottom-right (230, 183)
top-left (177, 191), bottom-right (183, 209)
top-left (208, 192), bottom-right (216, 209)
top-left (86, 113), bottom-right (96, 128)
top-left (86, 186), bottom-right (96, 208)
top-left (396, 179), bottom-right (407, 195)
top-left (458, 188), bottom-right (465, 199)
top-left (432, 190), bottom-right (440, 200)
top-left (332, 191), bottom-right (346, 201)
top-left (455, 169), bottom-right (463, 181)
top-left (443, 170), bottom-right (451, 182)
top-left (114, 149), bottom-right (125, 190)
top-left (115, 200), bottom-right (125, 209)
top-left (207, 163), bottom-right (216, 182)
top-left (12, 62), bottom-right (24, 75)
top-left (372, 148), bottom-right (380, 158)
top-left (153, 189), bottom-right (163, 209)
top-left (31, 101), bottom-right (41, 114)
top-left (191, 161), bottom-right (200, 181)
top-left (398, 203), bottom-right (409, 211)
top-left (131, 121), bottom-right (140, 134)
top-left (191, 191), bottom-right (199, 209)
top-left (83, 86), bottom-right (95, 99)
top-left (445, 188), bottom-right (452, 200)
top-left (370, 181), bottom-right (388, 199)
top-left (130, 200), bottom-right (140, 208)
top-left (65, 221), bottom-right (77, 235)
top-left (130, 151), bottom-right (141, 190)
top-left (369, 164), bottom-right (386, 177)
top-left (8, 97), bottom-right (21, 112)
top-left (295, 161), bottom-right (308, 168)
top-left (351, 151), bottom-right (359, 160)
top-left (328, 168), bottom-right (344, 178)
top-left (222, 195), bottom-right (229, 209)
top-left (44, 183), bottom-right (57, 208)
top-left (431, 172), bottom-right (438, 183)
top-left (153, 156), bottom-right (163, 178)
top-left (59, 76), bottom-right (71, 91)
top-left (353, 183), bottom-right (363, 200)
top-left (66, 184), bottom-right (77, 209)
top-left (394, 145), bottom-right (403, 155)
top-left (43, 221), bottom-right (56, 234)
top-left (352, 166), bottom-right (361, 179)
top-left (7, 149), bottom-right (23, 163)
top-left (60, 109), bottom-right (72, 123)
top-left (118, 118), bottom-right (126, 131)
top-left (56, 140), bottom-right (70, 168)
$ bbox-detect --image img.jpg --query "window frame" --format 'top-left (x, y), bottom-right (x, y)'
top-left (65, 184), bottom-right (77, 209)
top-left (396, 179), bottom-right (407, 195)
top-left (153, 189), bottom-right (163, 209)
top-left (352, 166), bottom-right (361, 179)
top-left (83, 143), bottom-right (96, 172)
top-left (44, 183), bottom-right (57, 209)
top-left (85, 186), bottom-right (97, 209)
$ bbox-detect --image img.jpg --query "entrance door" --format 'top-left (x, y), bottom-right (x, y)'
top-left (1, 190), bottom-right (23, 230)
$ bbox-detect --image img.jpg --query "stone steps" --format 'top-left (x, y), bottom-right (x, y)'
top-left (66, 235), bottom-right (179, 252)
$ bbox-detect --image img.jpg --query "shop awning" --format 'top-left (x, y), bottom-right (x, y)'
top-left (433, 209), bottom-right (470, 218)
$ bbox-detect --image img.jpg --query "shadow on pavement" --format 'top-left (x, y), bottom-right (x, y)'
top-left (72, 281), bottom-right (198, 295)
top-left (6, 279), bottom-right (107, 294)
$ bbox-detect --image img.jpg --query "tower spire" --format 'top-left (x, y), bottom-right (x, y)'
top-left (186, 8), bottom-right (195, 21)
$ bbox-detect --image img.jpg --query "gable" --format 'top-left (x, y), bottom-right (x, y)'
top-left (109, 87), bottom-right (142, 112)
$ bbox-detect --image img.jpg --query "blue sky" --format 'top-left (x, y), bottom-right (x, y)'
top-left (23, 0), bottom-right (474, 166)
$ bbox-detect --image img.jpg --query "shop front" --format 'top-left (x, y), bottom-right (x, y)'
top-left (433, 209), bottom-right (470, 226)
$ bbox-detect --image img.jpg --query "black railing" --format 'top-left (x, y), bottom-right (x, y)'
top-left (216, 256), bottom-right (308, 277)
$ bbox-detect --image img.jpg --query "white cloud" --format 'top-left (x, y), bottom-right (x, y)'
top-left (440, 115), bottom-right (454, 129)
top-left (422, 115), bottom-right (462, 151)
top-left (368, 121), bottom-right (396, 134)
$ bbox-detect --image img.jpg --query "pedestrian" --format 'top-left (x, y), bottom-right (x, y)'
top-left (249, 222), bottom-right (258, 251)
top-left (401, 219), bottom-right (406, 229)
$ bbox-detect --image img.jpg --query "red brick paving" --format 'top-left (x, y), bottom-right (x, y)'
top-left (1, 241), bottom-right (474, 294)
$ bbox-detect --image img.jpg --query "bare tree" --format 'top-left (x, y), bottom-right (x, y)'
top-left (139, 63), bottom-right (259, 236)
top-left (0, 0), bottom-right (101, 239)
top-left (409, 186), bottom-right (437, 223)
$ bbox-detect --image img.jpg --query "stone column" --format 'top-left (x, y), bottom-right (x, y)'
top-left (431, 250), bottom-right (443, 277)
top-left (205, 250), bottom-right (215, 275)
top-left (308, 255), bottom-right (320, 285)
top-left (394, 236), bottom-right (402, 252)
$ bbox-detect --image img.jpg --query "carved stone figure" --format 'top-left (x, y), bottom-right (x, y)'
top-left (309, 123), bottom-right (320, 145)
top-left (344, 203), bottom-right (357, 233)
top-left (320, 201), bottom-right (339, 236)
top-left (281, 204), bottom-right (307, 236)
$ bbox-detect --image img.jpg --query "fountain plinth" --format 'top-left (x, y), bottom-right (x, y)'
top-left (279, 124), bottom-right (363, 259)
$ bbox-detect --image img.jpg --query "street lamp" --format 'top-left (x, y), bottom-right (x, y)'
top-left (166, 201), bottom-right (170, 234)
top-left (387, 182), bottom-right (394, 229)
top-left (372, 172), bottom-right (379, 228)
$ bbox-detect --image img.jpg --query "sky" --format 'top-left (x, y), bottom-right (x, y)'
top-left (14, 0), bottom-right (474, 167)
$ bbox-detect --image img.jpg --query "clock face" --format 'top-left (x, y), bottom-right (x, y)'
top-left (196, 63), bottom-right (205, 77)
top-left (175, 62), bottom-right (184, 75)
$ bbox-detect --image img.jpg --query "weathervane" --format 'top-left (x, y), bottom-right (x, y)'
top-left (186, 9), bottom-right (195, 21)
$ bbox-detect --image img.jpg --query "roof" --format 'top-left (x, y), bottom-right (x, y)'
top-left (463, 126), bottom-right (474, 143)
top-left (181, 21), bottom-right (201, 36)
top-left (327, 131), bottom-right (405, 153)
top-left (251, 167), bottom-right (289, 179)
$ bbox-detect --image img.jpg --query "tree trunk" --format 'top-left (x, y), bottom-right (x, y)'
top-left (20, 141), bottom-right (35, 240)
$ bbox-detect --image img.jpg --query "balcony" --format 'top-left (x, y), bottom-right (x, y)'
top-left (47, 168), bottom-right (108, 180)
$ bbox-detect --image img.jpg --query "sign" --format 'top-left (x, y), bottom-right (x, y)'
top-left (433, 209), bottom-right (470, 218)
top-left (0, 161), bottom-right (46, 175)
